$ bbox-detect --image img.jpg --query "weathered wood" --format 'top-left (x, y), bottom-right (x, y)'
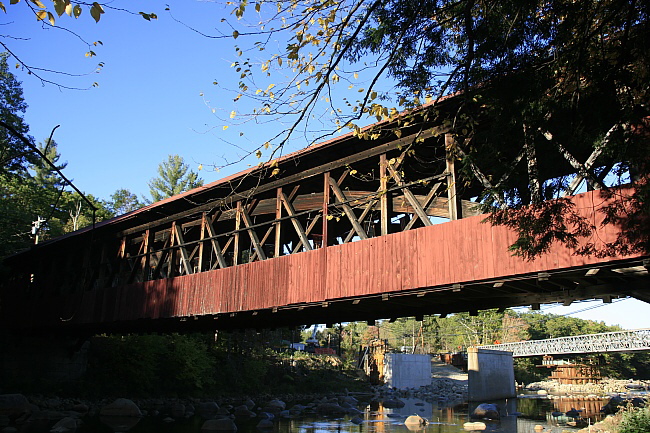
top-left (240, 205), bottom-right (267, 261)
top-left (404, 181), bottom-right (445, 230)
top-left (173, 222), bottom-right (193, 276)
top-left (204, 214), bottom-right (228, 270)
top-left (445, 134), bottom-right (462, 220)
top-left (379, 154), bottom-right (390, 236)
top-left (274, 188), bottom-right (282, 258)
top-left (386, 164), bottom-right (432, 226)
top-left (280, 191), bottom-right (312, 251)
top-left (116, 128), bottom-right (444, 238)
top-left (328, 176), bottom-right (369, 240)
top-left (322, 173), bottom-right (330, 248)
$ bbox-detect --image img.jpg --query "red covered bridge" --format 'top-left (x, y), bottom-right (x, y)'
top-left (1, 100), bottom-right (648, 334)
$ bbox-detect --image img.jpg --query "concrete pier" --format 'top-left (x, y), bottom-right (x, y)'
top-left (383, 353), bottom-right (432, 389)
top-left (467, 347), bottom-right (516, 401)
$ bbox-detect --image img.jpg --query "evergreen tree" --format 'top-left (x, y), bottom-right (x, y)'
top-left (148, 154), bottom-right (203, 202)
top-left (0, 52), bottom-right (35, 178)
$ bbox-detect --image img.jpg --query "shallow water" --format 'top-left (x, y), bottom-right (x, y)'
top-left (74, 394), bottom-right (616, 433)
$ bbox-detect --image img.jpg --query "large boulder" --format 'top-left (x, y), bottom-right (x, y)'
top-left (197, 401), bottom-right (220, 419)
top-left (601, 395), bottom-right (646, 414)
top-left (471, 403), bottom-right (499, 420)
top-left (404, 415), bottom-right (428, 427)
top-left (201, 418), bottom-right (238, 432)
top-left (315, 402), bottom-right (347, 415)
top-left (99, 398), bottom-right (142, 418)
top-left (50, 416), bottom-right (78, 433)
top-left (0, 394), bottom-right (31, 419)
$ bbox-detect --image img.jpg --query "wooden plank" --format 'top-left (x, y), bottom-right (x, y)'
top-left (380, 154), bottom-right (389, 236)
top-left (173, 223), bottom-right (193, 276)
top-left (445, 134), bottom-right (462, 220)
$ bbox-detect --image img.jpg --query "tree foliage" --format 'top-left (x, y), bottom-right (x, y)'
top-left (214, 0), bottom-right (649, 258)
top-left (148, 154), bottom-right (204, 203)
top-left (109, 188), bottom-right (143, 216)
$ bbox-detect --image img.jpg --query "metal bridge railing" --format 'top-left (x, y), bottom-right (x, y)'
top-left (479, 329), bottom-right (650, 357)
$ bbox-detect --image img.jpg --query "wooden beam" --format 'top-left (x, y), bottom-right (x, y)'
top-left (274, 187), bottom-right (282, 258)
top-left (204, 215), bottom-right (228, 270)
top-left (173, 222), bottom-right (193, 275)
top-left (445, 134), bottom-right (462, 220)
top-left (280, 191), bottom-right (312, 251)
top-left (403, 181), bottom-right (444, 230)
top-left (116, 127), bottom-right (444, 237)
top-left (386, 164), bottom-right (432, 227)
top-left (322, 172), bottom-right (330, 248)
top-left (379, 154), bottom-right (389, 236)
top-left (328, 176), bottom-right (369, 240)
top-left (240, 205), bottom-right (267, 261)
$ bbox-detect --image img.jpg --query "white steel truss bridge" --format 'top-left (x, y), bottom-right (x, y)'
top-left (479, 329), bottom-right (650, 357)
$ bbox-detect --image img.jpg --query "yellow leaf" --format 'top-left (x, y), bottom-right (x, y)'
top-left (263, 142), bottom-right (270, 149)
top-left (271, 168), bottom-right (280, 176)
top-left (222, 125), bottom-right (229, 130)
top-left (232, 30), bottom-right (239, 39)
top-left (353, 72), bottom-right (359, 79)
top-left (230, 110), bottom-right (236, 118)
top-left (47, 11), bottom-right (55, 25)
top-left (35, 9), bottom-right (47, 20)
top-left (65, 2), bottom-right (72, 16)
top-left (255, 150), bottom-right (262, 158)
top-left (31, 0), bottom-right (45, 8)
top-left (395, 129), bottom-right (402, 138)
top-left (198, 164), bottom-right (203, 171)
top-left (0, 2), bottom-right (5, 13)
top-left (350, 169), bottom-right (357, 175)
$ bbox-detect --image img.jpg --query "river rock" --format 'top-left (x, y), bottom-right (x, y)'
top-left (233, 405), bottom-right (256, 418)
top-left (315, 402), bottom-right (346, 415)
top-left (49, 416), bottom-right (78, 433)
top-left (197, 401), bottom-right (220, 419)
top-left (350, 416), bottom-right (363, 425)
top-left (201, 418), bottom-right (238, 432)
top-left (99, 398), bottom-right (142, 417)
top-left (0, 394), bottom-right (31, 419)
top-left (256, 419), bottom-right (274, 429)
top-left (471, 403), bottom-right (499, 420)
top-left (170, 402), bottom-right (186, 418)
top-left (601, 395), bottom-right (645, 414)
top-left (404, 415), bottom-right (428, 426)
top-left (382, 399), bottom-right (406, 408)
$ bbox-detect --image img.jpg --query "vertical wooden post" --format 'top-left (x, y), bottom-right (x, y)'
top-left (275, 188), bottom-right (282, 257)
top-left (379, 153), bottom-right (389, 235)
top-left (169, 222), bottom-right (178, 277)
top-left (234, 201), bottom-right (241, 266)
top-left (445, 134), bottom-right (462, 221)
top-left (322, 172), bottom-right (330, 248)
top-left (198, 213), bottom-right (207, 272)
top-left (142, 229), bottom-right (152, 281)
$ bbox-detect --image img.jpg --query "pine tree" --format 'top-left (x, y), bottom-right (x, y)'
top-left (148, 154), bottom-right (203, 202)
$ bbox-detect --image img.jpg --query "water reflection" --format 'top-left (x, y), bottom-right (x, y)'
top-left (86, 396), bottom-right (612, 433)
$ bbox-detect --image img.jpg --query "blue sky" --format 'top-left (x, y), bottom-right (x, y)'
top-left (4, 0), bottom-right (649, 330)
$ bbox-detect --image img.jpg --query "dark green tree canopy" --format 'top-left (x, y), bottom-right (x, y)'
top-left (148, 154), bottom-right (204, 203)
top-left (223, 0), bottom-right (649, 258)
top-left (0, 52), bottom-right (35, 177)
top-left (109, 188), bottom-right (144, 216)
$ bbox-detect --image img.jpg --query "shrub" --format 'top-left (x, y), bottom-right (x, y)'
top-left (619, 406), bottom-right (650, 433)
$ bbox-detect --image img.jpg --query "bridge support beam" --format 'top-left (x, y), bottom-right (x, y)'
top-left (467, 347), bottom-right (516, 401)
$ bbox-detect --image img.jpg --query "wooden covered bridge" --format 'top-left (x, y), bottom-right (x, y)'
top-left (1, 97), bottom-right (648, 334)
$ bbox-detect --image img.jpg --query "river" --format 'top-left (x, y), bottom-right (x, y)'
top-left (78, 395), bottom-right (612, 433)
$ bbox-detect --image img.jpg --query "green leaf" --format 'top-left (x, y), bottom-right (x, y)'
top-left (73, 4), bottom-right (81, 18)
top-left (232, 30), bottom-right (240, 39)
top-left (53, 0), bottom-right (65, 16)
top-left (90, 2), bottom-right (103, 22)
top-left (10, 0), bottom-right (19, 5)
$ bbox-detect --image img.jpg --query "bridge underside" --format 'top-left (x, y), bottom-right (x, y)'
top-left (1, 99), bottom-right (648, 335)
